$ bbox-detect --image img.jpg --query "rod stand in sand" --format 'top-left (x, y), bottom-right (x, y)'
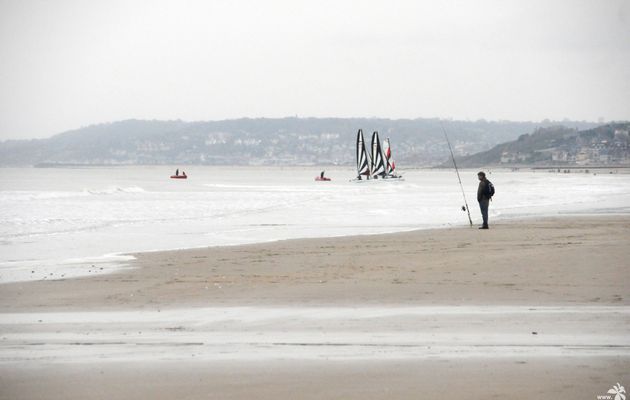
top-left (441, 123), bottom-right (474, 227)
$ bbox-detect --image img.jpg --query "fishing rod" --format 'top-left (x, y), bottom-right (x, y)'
top-left (441, 123), bottom-right (473, 227)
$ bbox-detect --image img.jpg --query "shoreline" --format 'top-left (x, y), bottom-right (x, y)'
top-left (3, 210), bottom-right (629, 286)
top-left (1, 214), bottom-right (628, 311)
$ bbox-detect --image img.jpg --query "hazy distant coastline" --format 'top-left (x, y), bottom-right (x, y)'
top-left (0, 117), bottom-right (602, 167)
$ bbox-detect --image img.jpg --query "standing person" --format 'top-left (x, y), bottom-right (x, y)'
top-left (477, 171), bottom-right (493, 229)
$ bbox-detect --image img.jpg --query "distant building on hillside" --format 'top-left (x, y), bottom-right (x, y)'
top-left (500, 151), bottom-right (529, 163)
top-left (552, 150), bottom-right (568, 162)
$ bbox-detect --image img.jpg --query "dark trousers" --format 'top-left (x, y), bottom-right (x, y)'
top-left (479, 198), bottom-right (489, 227)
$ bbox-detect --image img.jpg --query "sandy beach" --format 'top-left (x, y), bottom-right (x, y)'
top-left (1, 215), bottom-right (629, 399)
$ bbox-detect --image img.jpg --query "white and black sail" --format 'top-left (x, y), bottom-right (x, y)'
top-left (356, 129), bottom-right (371, 179)
top-left (370, 131), bottom-right (386, 178)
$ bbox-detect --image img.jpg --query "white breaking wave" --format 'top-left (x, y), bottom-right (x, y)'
top-left (0, 186), bottom-right (146, 201)
top-left (0, 190), bottom-right (91, 201)
top-left (85, 186), bottom-right (146, 195)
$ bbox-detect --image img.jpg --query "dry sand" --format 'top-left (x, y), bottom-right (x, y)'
top-left (1, 215), bottom-right (629, 399)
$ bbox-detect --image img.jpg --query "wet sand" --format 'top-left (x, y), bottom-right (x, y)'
top-left (1, 215), bottom-right (629, 399)
top-left (2, 358), bottom-right (628, 400)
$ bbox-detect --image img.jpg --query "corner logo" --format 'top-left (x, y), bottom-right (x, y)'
top-left (598, 383), bottom-right (626, 400)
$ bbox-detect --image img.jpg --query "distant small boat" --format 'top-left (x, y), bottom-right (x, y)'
top-left (171, 169), bottom-right (187, 179)
top-left (316, 170), bottom-right (331, 181)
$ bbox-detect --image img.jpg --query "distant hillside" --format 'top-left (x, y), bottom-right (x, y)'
top-left (0, 117), bottom-right (598, 167)
top-left (453, 122), bottom-right (630, 167)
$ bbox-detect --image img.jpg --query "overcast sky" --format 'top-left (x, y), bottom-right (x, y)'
top-left (0, 0), bottom-right (629, 139)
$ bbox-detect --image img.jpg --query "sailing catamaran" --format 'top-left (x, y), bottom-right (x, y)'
top-left (354, 129), bottom-right (403, 181)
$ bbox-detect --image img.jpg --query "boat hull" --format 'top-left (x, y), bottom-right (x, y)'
top-left (351, 176), bottom-right (404, 183)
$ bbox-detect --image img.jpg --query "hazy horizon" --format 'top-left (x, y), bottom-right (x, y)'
top-left (1, 0), bottom-right (629, 140)
top-left (0, 115), bottom-right (613, 143)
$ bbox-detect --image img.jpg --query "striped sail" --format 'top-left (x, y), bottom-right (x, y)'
top-left (356, 129), bottom-right (370, 178)
top-left (370, 131), bottom-right (386, 178)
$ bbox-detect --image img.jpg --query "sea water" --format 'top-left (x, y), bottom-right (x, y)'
top-left (1, 166), bottom-right (629, 283)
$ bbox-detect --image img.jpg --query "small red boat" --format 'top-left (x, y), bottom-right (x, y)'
top-left (170, 175), bottom-right (187, 179)
top-left (315, 176), bottom-right (331, 181)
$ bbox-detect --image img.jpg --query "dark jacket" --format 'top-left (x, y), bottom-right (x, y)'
top-left (477, 179), bottom-right (489, 202)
